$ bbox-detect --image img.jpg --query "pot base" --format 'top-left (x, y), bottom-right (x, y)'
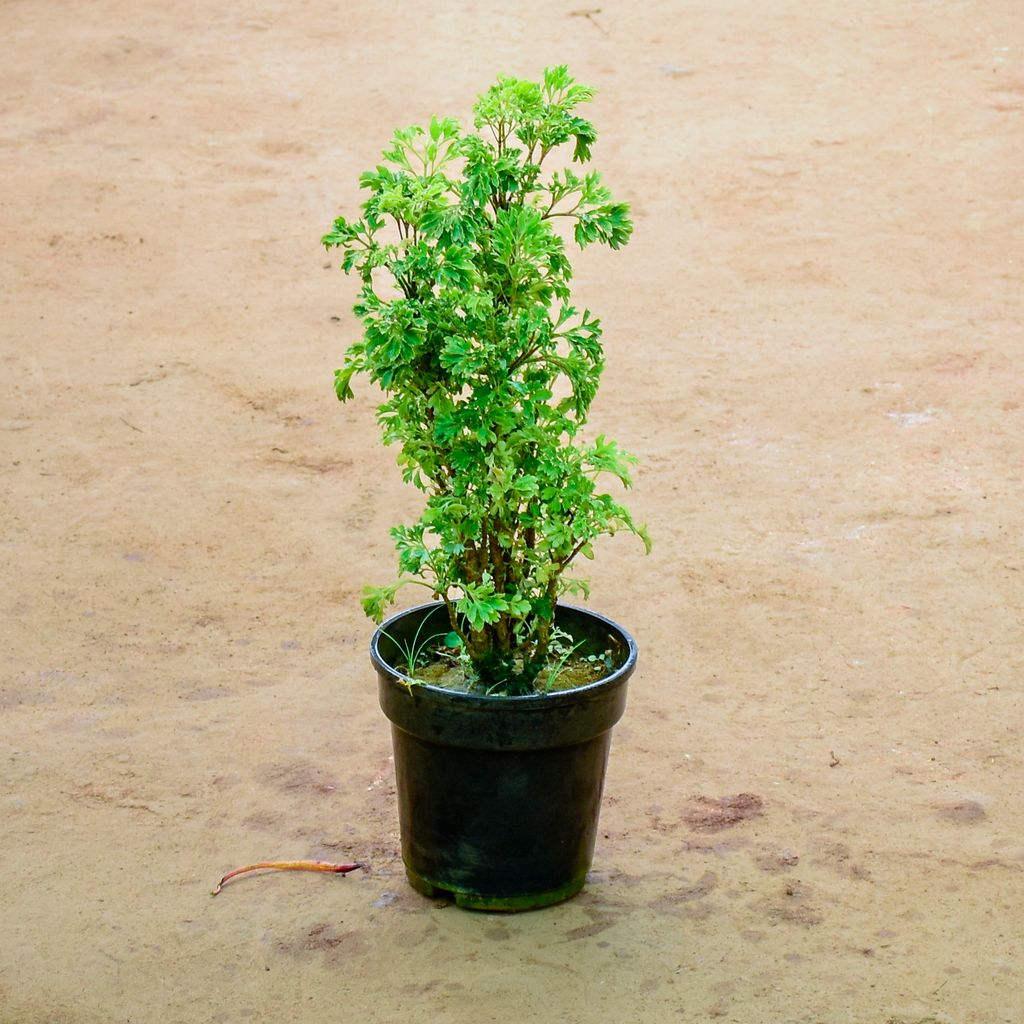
top-left (405, 864), bottom-right (587, 912)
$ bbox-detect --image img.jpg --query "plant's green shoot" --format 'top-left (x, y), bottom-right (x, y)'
top-left (543, 637), bottom-right (586, 693)
top-left (361, 578), bottom-right (434, 622)
top-left (377, 606), bottom-right (450, 683)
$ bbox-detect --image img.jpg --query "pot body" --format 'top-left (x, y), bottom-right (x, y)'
top-left (373, 602), bottom-right (637, 911)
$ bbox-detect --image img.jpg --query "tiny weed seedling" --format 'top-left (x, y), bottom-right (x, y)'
top-left (377, 607), bottom-right (452, 683)
top-left (540, 629), bottom-right (587, 693)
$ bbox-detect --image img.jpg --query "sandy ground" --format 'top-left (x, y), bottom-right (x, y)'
top-left (2, 1), bottom-right (1023, 1021)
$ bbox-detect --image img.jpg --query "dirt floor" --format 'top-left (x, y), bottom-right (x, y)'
top-left (2, 1), bottom-right (1022, 1021)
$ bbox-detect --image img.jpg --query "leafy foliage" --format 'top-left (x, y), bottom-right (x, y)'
top-left (323, 66), bottom-right (650, 693)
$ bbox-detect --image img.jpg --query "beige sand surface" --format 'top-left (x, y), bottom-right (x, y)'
top-left (2, 2), bottom-right (1022, 1021)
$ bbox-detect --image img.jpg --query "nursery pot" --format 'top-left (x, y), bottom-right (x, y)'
top-left (372, 601), bottom-right (637, 911)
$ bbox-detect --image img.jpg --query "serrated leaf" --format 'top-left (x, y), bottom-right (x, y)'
top-left (334, 365), bottom-right (356, 402)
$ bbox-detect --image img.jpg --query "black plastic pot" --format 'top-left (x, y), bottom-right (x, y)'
top-left (372, 601), bottom-right (637, 911)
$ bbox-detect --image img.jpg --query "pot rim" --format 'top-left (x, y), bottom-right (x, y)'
top-left (370, 600), bottom-right (637, 705)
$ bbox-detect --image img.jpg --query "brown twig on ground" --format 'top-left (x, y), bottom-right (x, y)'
top-left (211, 859), bottom-right (362, 896)
top-left (569, 8), bottom-right (608, 35)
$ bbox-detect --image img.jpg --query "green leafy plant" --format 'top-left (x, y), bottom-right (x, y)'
top-left (323, 66), bottom-right (650, 694)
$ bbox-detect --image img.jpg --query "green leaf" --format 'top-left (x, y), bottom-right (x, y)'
top-left (586, 434), bottom-right (638, 486)
top-left (637, 523), bottom-right (653, 555)
top-left (334, 365), bottom-right (356, 402)
top-left (362, 583), bottom-right (401, 623)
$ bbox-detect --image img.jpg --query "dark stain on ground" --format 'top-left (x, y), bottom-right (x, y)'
top-left (680, 793), bottom-right (764, 832)
top-left (754, 879), bottom-right (823, 927)
top-left (810, 840), bottom-right (872, 881)
top-left (649, 871), bottom-right (719, 919)
top-left (241, 810), bottom-right (285, 832)
top-left (679, 836), bottom-right (752, 856)
top-left (753, 847), bottom-right (800, 872)
top-left (564, 917), bottom-right (618, 941)
top-left (937, 799), bottom-right (987, 824)
top-left (676, 870), bottom-right (718, 901)
top-left (561, 902), bottom-right (623, 941)
top-left (279, 922), bottom-right (368, 961)
top-left (256, 760), bottom-right (340, 796)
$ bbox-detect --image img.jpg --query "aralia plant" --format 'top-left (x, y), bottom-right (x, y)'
top-left (323, 66), bottom-right (649, 694)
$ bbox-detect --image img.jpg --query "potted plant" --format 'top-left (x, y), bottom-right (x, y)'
top-left (322, 66), bottom-right (649, 910)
